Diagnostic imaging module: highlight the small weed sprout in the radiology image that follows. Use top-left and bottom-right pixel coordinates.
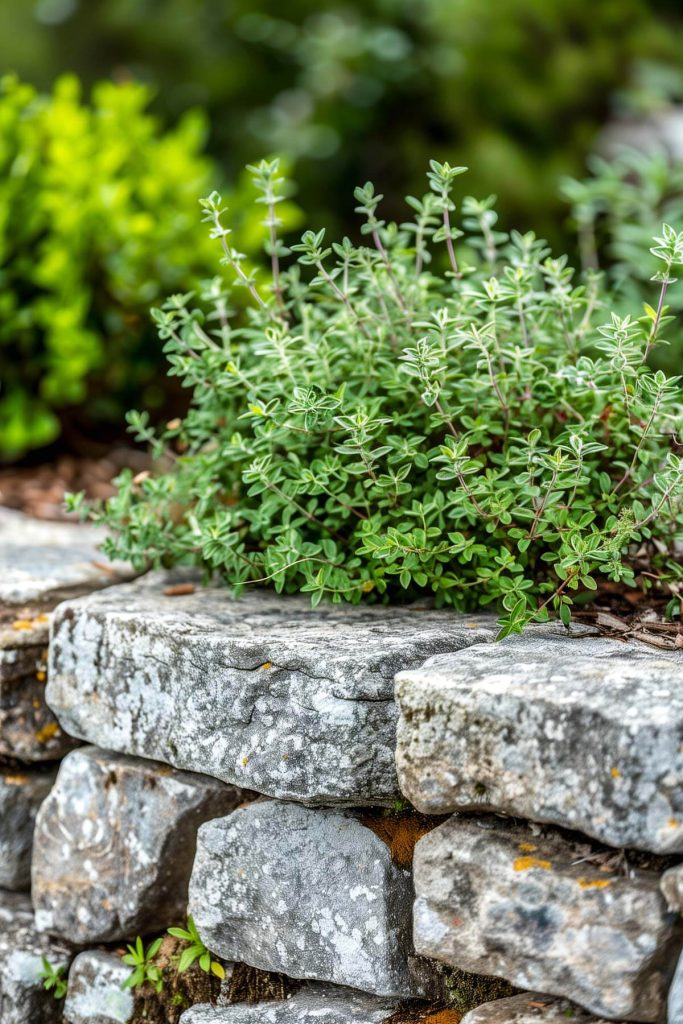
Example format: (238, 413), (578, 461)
(168, 915), (225, 979)
(85, 159), (683, 638)
(38, 957), (67, 999)
(121, 936), (164, 994)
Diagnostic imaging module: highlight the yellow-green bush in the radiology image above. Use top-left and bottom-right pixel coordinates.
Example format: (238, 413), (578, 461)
(0, 74), (218, 457)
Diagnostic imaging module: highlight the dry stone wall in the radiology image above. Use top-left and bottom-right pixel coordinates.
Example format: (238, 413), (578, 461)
(0, 520), (681, 1023)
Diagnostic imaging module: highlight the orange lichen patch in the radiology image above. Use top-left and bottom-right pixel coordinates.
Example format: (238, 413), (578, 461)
(3, 773), (28, 785)
(513, 856), (552, 872)
(35, 722), (59, 744)
(668, 818), (680, 829)
(260, 662), (273, 670)
(518, 842), (538, 853)
(34, 614), (50, 624)
(163, 583), (196, 597)
(36, 670), (46, 683)
(11, 619), (34, 631)
(610, 768), (621, 779)
(32, 699), (41, 710)
(578, 878), (612, 890)
(360, 811), (443, 869)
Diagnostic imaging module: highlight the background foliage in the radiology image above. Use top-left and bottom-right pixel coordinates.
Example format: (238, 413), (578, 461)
(1, 0), (683, 461)
(3, 0), (683, 238)
(0, 74), (300, 458)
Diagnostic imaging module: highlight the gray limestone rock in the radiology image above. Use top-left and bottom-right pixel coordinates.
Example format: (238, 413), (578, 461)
(189, 800), (429, 999)
(669, 950), (683, 1024)
(179, 986), (400, 1023)
(0, 889), (72, 1024)
(0, 508), (129, 607)
(661, 863), (683, 912)
(0, 765), (57, 890)
(32, 746), (243, 943)
(64, 950), (134, 1024)
(395, 630), (683, 852)
(461, 994), (610, 1024)
(413, 815), (681, 1022)
(47, 572), (496, 804)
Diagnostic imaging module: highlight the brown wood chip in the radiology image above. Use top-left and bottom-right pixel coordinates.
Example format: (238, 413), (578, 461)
(163, 583), (196, 597)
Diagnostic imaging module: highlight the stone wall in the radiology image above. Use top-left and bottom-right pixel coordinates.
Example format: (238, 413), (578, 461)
(1, 510), (682, 1023)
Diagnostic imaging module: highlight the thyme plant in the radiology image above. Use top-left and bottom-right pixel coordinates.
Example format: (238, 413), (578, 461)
(81, 159), (683, 637)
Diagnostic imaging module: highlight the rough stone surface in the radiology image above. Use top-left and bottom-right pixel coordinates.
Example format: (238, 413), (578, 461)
(662, 863), (683, 912)
(460, 994), (609, 1024)
(179, 986), (400, 1023)
(0, 508), (129, 606)
(0, 889), (72, 1024)
(0, 765), (57, 890)
(396, 630), (683, 852)
(413, 814), (681, 1022)
(47, 572), (496, 804)
(669, 950), (683, 1024)
(64, 950), (134, 1024)
(32, 746), (243, 943)
(189, 800), (430, 998)
(0, 654), (77, 762)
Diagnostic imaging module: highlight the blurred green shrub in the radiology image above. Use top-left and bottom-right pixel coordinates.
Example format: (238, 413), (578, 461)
(562, 148), (683, 370)
(0, 74), (217, 458)
(5, 0), (682, 237)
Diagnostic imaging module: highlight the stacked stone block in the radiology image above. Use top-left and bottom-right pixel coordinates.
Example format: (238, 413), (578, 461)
(1, 555), (679, 1023)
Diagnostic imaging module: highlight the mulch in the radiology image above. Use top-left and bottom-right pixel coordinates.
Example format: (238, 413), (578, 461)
(0, 448), (148, 522)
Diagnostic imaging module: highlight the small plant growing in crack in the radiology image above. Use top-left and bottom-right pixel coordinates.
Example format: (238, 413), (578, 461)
(168, 915), (225, 978)
(121, 935), (164, 994)
(38, 957), (68, 1000)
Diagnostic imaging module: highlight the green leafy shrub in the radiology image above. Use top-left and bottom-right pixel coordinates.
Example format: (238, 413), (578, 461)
(85, 159), (683, 636)
(0, 73), (218, 457)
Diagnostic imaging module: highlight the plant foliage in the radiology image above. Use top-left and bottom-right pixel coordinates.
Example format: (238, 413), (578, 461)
(167, 915), (225, 978)
(84, 159), (683, 637)
(121, 936), (164, 994)
(562, 148), (683, 371)
(0, 73), (219, 457)
(38, 957), (67, 1000)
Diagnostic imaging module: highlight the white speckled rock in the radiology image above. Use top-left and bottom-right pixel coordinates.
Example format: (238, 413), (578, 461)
(180, 986), (400, 1023)
(395, 630), (683, 852)
(460, 994), (610, 1024)
(0, 890), (72, 1024)
(0, 508), (129, 606)
(661, 863), (683, 911)
(189, 800), (431, 998)
(413, 815), (681, 1022)
(32, 746), (243, 943)
(0, 765), (57, 890)
(668, 950), (683, 1024)
(64, 950), (134, 1024)
(46, 572), (496, 804)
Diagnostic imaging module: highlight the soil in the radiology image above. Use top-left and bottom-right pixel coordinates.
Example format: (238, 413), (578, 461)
(0, 448), (148, 521)
(223, 962), (298, 1003)
(359, 808), (448, 868)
